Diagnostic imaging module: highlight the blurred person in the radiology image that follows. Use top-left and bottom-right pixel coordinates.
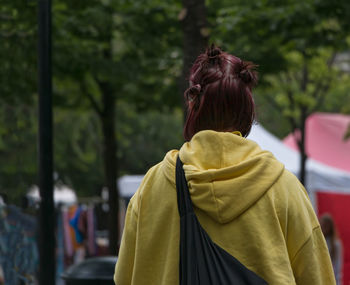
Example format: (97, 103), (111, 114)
(0, 200), (38, 284)
(114, 45), (335, 284)
(320, 213), (343, 284)
(0, 266), (4, 285)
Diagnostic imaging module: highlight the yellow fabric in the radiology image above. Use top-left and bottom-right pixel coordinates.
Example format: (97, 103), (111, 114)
(232, 130), (242, 136)
(114, 130), (335, 285)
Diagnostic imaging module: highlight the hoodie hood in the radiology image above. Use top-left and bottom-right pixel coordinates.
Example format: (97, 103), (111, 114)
(162, 130), (284, 223)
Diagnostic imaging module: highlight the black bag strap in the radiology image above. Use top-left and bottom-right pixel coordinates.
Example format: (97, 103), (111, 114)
(176, 156), (193, 217)
(175, 156), (268, 285)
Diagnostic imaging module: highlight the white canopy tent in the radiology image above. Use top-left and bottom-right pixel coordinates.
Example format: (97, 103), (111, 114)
(27, 184), (78, 206)
(118, 175), (145, 198)
(248, 124), (350, 206)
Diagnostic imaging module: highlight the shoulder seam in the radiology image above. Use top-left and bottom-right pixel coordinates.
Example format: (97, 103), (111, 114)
(291, 225), (321, 264)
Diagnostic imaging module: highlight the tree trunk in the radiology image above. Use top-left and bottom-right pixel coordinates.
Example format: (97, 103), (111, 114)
(299, 110), (307, 186)
(298, 55), (308, 187)
(180, 0), (209, 118)
(100, 81), (119, 255)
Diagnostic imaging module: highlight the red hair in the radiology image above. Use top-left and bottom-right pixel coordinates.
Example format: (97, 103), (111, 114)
(183, 45), (258, 141)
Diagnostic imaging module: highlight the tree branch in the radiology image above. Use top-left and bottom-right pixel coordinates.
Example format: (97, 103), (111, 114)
(284, 72), (297, 111)
(309, 53), (336, 112)
(0, 30), (33, 38)
(262, 92), (283, 113)
(310, 82), (331, 113)
(276, 72), (300, 139)
(80, 83), (103, 116)
(0, 13), (14, 21)
(288, 115), (298, 134)
(301, 52), (309, 92)
(327, 52), (336, 68)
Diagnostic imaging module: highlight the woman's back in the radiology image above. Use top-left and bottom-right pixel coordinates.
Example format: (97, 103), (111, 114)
(114, 130), (335, 284)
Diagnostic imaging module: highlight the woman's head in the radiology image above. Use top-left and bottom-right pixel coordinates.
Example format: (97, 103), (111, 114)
(320, 213), (336, 238)
(183, 45), (258, 141)
(320, 213), (339, 261)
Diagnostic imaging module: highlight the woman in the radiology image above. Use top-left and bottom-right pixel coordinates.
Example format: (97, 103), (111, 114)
(114, 46), (335, 284)
(320, 214), (343, 284)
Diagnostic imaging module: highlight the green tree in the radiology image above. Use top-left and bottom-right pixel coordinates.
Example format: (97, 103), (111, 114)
(211, 0), (350, 185)
(0, 0), (37, 103)
(0, 0), (38, 203)
(261, 49), (350, 183)
(52, 0), (183, 253)
(0, 103), (37, 203)
(116, 102), (184, 175)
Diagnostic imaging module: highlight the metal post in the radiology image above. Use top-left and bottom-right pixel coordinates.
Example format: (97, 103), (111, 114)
(38, 0), (55, 284)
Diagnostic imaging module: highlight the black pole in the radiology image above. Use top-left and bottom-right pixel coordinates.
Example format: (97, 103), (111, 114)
(38, 0), (55, 284)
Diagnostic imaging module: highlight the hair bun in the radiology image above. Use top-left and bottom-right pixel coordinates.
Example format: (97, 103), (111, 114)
(185, 84), (202, 104)
(206, 44), (222, 64)
(238, 61), (258, 86)
(239, 69), (253, 83)
(207, 44), (222, 58)
(188, 84), (201, 95)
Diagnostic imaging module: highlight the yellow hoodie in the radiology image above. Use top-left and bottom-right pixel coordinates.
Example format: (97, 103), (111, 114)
(114, 130), (335, 285)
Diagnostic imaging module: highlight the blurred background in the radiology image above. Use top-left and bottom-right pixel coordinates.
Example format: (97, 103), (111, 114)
(1, 0), (350, 284)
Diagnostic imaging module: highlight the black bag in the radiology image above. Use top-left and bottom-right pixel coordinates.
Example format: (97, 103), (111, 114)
(176, 157), (268, 285)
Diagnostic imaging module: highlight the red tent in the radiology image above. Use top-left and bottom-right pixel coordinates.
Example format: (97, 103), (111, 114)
(284, 113), (350, 172)
(284, 113), (350, 284)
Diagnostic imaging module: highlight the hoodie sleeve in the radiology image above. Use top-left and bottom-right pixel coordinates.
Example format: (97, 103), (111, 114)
(291, 226), (336, 285)
(277, 171), (336, 284)
(114, 197), (138, 285)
